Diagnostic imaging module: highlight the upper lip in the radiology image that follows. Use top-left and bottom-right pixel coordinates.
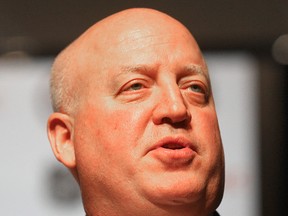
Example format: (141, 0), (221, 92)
(147, 135), (197, 153)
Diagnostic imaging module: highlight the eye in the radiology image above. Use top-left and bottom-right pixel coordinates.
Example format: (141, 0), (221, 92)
(125, 83), (144, 91)
(120, 79), (150, 93)
(180, 78), (210, 105)
(117, 79), (152, 102)
(189, 84), (205, 94)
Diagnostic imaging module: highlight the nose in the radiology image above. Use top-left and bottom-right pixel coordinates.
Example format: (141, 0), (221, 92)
(152, 84), (191, 126)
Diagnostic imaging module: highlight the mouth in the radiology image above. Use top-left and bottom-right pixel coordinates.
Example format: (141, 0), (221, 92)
(147, 136), (197, 165)
(161, 143), (186, 150)
(152, 136), (196, 151)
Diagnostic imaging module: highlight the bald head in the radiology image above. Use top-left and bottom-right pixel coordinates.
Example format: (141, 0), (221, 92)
(50, 8), (203, 114)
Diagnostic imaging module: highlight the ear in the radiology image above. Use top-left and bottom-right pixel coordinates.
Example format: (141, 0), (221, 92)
(47, 113), (76, 169)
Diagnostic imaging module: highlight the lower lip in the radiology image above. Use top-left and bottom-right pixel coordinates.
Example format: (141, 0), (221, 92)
(149, 147), (196, 166)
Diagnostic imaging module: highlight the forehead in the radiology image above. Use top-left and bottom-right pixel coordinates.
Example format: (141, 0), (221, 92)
(76, 14), (207, 85)
(98, 27), (203, 67)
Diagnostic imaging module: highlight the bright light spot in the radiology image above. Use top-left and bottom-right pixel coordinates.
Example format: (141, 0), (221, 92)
(272, 34), (288, 65)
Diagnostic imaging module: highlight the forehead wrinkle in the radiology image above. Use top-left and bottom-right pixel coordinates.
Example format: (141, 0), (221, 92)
(115, 33), (177, 54)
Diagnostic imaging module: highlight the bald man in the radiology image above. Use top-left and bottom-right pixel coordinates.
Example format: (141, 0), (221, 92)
(47, 8), (224, 216)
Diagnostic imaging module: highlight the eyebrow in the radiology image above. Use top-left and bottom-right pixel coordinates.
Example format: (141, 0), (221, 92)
(119, 65), (153, 75)
(182, 64), (210, 81)
(120, 64), (208, 75)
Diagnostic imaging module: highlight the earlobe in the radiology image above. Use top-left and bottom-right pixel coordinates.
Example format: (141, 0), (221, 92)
(47, 113), (76, 169)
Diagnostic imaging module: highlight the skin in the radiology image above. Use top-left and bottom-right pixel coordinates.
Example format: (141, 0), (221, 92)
(47, 8), (225, 216)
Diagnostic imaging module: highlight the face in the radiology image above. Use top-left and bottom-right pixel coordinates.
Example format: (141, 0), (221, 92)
(71, 17), (224, 215)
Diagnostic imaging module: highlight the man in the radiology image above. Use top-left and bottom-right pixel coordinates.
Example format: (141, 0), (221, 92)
(47, 8), (225, 216)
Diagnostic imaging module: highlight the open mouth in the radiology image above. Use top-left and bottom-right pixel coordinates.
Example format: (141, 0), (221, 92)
(148, 137), (196, 164)
(161, 143), (185, 150)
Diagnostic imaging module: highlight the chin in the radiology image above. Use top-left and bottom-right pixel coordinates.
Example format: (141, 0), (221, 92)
(142, 182), (220, 216)
(143, 176), (206, 206)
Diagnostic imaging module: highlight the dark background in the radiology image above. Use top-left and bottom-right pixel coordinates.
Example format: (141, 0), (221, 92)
(1, 1), (287, 215)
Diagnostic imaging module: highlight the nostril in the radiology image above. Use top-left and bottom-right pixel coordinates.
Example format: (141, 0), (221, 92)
(162, 117), (173, 124)
(160, 117), (190, 129)
(173, 119), (190, 129)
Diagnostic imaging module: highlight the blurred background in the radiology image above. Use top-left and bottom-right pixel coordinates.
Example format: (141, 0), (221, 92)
(0, 1), (287, 215)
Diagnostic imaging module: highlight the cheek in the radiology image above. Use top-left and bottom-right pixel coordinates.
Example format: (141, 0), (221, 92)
(104, 105), (149, 141)
(73, 104), (152, 187)
(194, 108), (223, 159)
(74, 104), (149, 158)
(194, 108), (224, 192)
